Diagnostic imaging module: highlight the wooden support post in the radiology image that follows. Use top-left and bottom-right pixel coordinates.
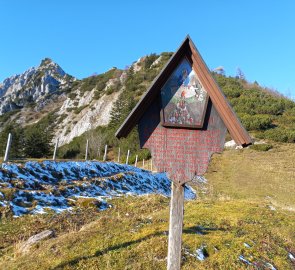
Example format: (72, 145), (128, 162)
(117, 147), (121, 163)
(167, 182), (185, 270)
(134, 155), (138, 167)
(97, 148), (101, 160)
(143, 159), (145, 169)
(125, 149), (130, 165)
(103, 145), (108, 162)
(150, 158), (153, 171)
(53, 138), (59, 161)
(3, 133), (12, 163)
(85, 139), (89, 161)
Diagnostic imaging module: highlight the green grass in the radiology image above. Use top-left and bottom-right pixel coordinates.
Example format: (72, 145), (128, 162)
(205, 143), (295, 208)
(0, 143), (294, 269)
(250, 143), (273, 151)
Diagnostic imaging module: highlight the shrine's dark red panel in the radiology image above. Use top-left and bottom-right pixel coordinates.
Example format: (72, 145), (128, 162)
(138, 95), (227, 184)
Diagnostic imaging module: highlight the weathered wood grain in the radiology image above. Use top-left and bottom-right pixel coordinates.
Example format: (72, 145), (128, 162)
(138, 98), (227, 184)
(167, 183), (184, 270)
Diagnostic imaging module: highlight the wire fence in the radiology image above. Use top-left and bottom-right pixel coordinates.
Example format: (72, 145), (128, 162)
(1, 133), (155, 172)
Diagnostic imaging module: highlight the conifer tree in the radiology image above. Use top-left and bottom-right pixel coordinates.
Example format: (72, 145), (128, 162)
(24, 126), (52, 158)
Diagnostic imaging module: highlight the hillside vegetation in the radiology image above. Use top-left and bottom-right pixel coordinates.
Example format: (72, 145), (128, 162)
(1, 52), (295, 161)
(214, 75), (295, 143)
(50, 62), (295, 161)
(55, 67), (295, 162)
(0, 143), (294, 269)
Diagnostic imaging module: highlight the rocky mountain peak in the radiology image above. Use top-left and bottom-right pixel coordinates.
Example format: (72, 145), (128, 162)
(39, 58), (66, 76)
(40, 57), (53, 66)
(0, 58), (75, 115)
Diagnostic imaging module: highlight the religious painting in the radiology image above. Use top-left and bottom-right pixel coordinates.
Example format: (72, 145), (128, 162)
(160, 57), (208, 128)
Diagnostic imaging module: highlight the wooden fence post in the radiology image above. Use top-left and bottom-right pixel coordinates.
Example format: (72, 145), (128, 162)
(125, 149), (130, 165)
(103, 145), (108, 162)
(117, 147), (121, 163)
(3, 133), (12, 163)
(53, 138), (59, 161)
(85, 139), (89, 161)
(150, 158), (153, 171)
(134, 155), (138, 167)
(143, 159), (145, 169)
(167, 182), (185, 270)
(96, 148), (100, 160)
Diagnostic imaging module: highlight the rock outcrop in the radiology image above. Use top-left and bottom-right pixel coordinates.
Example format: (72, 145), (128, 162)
(0, 58), (75, 115)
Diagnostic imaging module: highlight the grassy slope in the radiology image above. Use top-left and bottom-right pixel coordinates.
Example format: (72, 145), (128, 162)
(0, 144), (294, 270)
(206, 143), (295, 208)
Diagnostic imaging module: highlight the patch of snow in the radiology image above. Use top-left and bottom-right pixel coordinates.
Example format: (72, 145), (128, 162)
(183, 246), (208, 261)
(31, 205), (48, 215)
(268, 205), (276, 211)
(244, 242), (251, 248)
(239, 255), (252, 265)
(254, 140), (267, 145)
(224, 140), (244, 149)
(0, 161), (196, 216)
(264, 262), (277, 270)
(224, 140), (237, 148)
(196, 245), (208, 261)
(194, 176), (207, 184)
(10, 202), (28, 217)
(0, 201), (6, 207)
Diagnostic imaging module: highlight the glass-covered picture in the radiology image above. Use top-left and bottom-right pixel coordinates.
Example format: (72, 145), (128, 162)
(160, 57), (208, 128)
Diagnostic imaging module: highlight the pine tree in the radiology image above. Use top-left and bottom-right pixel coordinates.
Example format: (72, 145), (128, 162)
(23, 113), (55, 158)
(24, 126), (52, 158)
(236, 68), (246, 80)
(109, 92), (136, 129)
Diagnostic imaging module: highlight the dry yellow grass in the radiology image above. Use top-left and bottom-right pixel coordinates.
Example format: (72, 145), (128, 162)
(0, 143), (294, 269)
(205, 143), (295, 208)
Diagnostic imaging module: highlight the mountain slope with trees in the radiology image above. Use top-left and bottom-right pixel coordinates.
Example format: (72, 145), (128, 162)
(57, 56), (295, 161)
(0, 53), (294, 159)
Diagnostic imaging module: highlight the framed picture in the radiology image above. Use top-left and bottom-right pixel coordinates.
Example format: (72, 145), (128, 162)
(160, 57), (209, 128)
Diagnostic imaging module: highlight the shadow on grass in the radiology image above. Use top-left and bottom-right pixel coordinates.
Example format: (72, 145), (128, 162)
(52, 231), (164, 269)
(183, 226), (227, 235)
(52, 226), (225, 269)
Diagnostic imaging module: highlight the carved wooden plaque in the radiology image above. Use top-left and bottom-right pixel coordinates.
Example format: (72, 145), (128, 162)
(139, 96), (227, 185)
(116, 36), (251, 185)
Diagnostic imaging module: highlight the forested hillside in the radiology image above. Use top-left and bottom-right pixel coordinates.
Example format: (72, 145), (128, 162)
(0, 52), (294, 160)
(56, 56), (295, 161)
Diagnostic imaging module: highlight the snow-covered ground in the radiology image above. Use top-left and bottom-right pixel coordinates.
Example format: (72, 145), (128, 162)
(0, 161), (196, 216)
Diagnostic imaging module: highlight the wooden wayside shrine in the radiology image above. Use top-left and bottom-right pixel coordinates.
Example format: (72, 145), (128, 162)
(116, 35), (252, 270)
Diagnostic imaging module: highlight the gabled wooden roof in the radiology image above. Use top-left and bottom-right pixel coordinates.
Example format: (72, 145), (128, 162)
(116, 35), (252, 146)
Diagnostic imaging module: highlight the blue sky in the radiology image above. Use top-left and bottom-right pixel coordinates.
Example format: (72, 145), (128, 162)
(1, 0), (295, 98)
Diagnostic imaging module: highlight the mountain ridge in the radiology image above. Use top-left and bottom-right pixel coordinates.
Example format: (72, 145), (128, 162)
(0, 54), (169, 149)
(0, 57), (76, 116)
